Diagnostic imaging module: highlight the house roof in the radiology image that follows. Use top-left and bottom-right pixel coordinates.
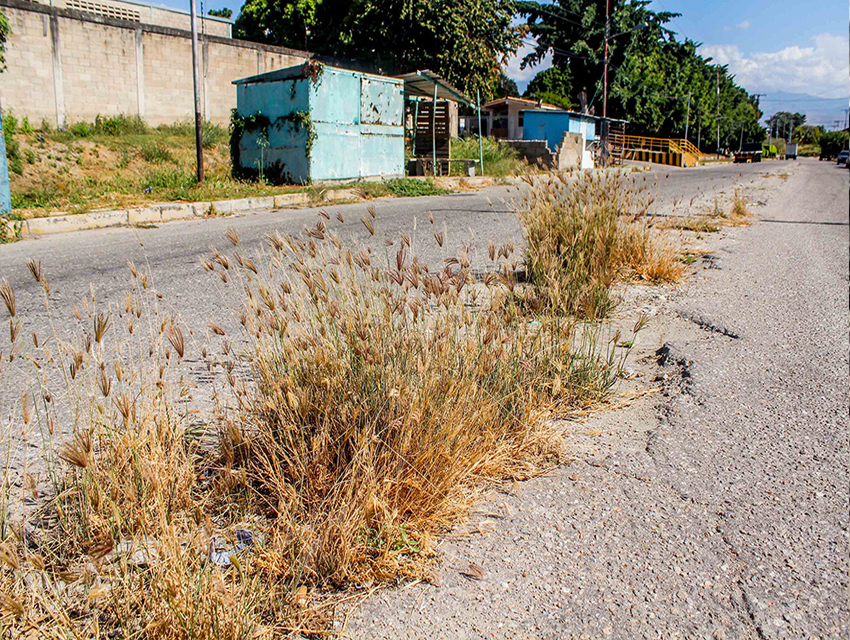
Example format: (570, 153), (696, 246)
(516, 109), (629, 124)
(233, 63), (402, 86)
(394, 70), (473, 106)
(482, 96), (560, 111)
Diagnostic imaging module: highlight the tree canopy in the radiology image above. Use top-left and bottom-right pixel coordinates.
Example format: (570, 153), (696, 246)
(234, 0), (520, 96)
(208, 7), (234, 18)
(491, 72), (519, 100)
(517, 0), (764, 148)
(765, 111), (805, 137)
(523, 66), (573, 109)
(0, 12), (9, 72)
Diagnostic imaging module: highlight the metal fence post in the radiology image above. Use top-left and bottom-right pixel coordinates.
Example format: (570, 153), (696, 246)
(476, 88), (484, 176)
(432, 83), (437, 176)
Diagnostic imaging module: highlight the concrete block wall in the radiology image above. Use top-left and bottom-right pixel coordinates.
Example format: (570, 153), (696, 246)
(0, 0), (310, 126)
(503, 140), (555, 168)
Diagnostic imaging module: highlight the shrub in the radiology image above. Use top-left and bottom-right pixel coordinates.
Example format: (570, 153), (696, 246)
(3, 118), (22, 175)
(385, 177), (449, 197)
(20, 116), (33, 135)
(2, 110), (17, 136)
(68, 121), (92, 137)
(93, 113), (147, 136)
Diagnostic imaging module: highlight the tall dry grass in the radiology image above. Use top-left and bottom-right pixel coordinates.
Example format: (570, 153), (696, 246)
(0, 172), (661, 637)
(517, 172), (682, 317)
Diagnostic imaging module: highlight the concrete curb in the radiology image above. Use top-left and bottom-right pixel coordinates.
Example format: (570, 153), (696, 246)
(16, 190), (346, 239)
(9, 170), (634, 240)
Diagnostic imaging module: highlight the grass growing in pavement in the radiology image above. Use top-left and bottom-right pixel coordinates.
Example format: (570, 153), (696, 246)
(517, 173), (683, 318)
(0, 175), (666, 637)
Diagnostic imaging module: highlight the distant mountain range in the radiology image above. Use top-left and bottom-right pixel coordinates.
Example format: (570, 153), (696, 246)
(755, 91), (848, 130)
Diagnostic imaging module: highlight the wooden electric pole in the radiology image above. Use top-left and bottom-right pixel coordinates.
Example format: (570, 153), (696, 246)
(190, 0), (204, 182)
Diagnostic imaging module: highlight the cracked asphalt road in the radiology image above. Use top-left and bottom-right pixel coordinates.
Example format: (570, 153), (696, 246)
(346, 160), (849, 639)
(1, 160), (845, 638)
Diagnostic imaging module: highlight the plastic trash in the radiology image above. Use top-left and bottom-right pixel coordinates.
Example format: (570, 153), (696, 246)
(208, 529), (254, 566)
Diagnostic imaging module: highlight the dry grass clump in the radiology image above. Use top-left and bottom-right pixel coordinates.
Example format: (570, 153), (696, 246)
(212, 218), (623, 590)
(657, 215), (721, 234)
(726, 188), (752, 225)
(0, 191), (642, 636)
(517, 172), (682, 317)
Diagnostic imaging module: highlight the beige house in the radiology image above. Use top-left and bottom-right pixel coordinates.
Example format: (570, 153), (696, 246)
(474, 96), (560, 140)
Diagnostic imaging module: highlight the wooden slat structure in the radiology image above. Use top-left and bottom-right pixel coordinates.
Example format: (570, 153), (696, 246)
(396, 70), (478, 176)
(413, 100), (451, 159)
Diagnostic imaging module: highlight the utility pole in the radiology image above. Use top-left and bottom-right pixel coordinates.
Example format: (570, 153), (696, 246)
(739, 122), (744, 152)
(190, 0), (204, 182)
(684, 91), (691, 144)
(603, 0), (610, 118)
(715, 67), (720, 154)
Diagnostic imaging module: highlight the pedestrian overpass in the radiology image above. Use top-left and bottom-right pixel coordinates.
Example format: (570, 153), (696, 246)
(611, 133), (704, 168)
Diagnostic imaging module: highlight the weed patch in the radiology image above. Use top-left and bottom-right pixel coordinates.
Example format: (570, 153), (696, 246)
(0, 190), (645, 634)
(451, 136), (523, 177)
(517, 173), (682, 318)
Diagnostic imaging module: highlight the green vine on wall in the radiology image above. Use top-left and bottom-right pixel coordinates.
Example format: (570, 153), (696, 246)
(230, 109), (317, 183)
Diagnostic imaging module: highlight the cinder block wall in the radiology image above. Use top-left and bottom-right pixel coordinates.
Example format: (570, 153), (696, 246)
(0, 0), (310, 126)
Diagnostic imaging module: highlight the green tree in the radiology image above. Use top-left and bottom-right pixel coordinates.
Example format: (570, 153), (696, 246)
(523, 66), (573, 109)
(234, 0), (520, 96)
(517, 1), (763, 148)
(792, 124), (823, 144)
(819, 131), (849, 157)
(765, 111), (805, 137)
(0, 12), (10, 71)
(208, 7), (234, 18)
(490, 71), (519, 100)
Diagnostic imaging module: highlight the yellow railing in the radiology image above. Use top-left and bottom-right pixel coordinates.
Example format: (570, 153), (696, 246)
(612, 133), (705, 167)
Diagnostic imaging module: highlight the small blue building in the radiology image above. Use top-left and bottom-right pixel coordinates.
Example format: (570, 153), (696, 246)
(521, 110), (599, 152)
(232, 63), (405, 184)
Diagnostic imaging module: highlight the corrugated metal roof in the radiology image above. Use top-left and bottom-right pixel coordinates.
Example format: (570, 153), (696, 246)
(394, 70), (473, 105)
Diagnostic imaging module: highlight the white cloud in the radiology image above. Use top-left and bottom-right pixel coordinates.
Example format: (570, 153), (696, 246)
(723, 20), (750, 31)
(702, 33), (849, 98)
(503, 43), (553, 93)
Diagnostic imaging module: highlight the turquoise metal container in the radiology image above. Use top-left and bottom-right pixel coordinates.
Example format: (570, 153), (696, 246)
(0, 110), (12, 214)
(521, 110), (598, 151)
(233, 64), (405, 183)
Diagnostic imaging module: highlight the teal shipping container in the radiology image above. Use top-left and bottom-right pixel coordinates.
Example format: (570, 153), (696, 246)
(232, 63), (405, 184)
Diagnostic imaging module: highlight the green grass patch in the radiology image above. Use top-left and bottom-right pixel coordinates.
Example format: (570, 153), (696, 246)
(450, 136), (523, 177)
(358, 178), (449, 198)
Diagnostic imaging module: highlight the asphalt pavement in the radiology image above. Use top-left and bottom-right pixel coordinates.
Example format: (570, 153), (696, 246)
(346, 158), (849, 638)
(2, 159), (845, 637)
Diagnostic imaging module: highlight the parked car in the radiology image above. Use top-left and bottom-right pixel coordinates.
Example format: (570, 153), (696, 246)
(836, 150), (849, 166)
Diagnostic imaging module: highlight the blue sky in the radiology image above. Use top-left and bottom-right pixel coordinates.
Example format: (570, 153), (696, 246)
(160, 0), (848, 117)
(507, 0), (848, 98)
